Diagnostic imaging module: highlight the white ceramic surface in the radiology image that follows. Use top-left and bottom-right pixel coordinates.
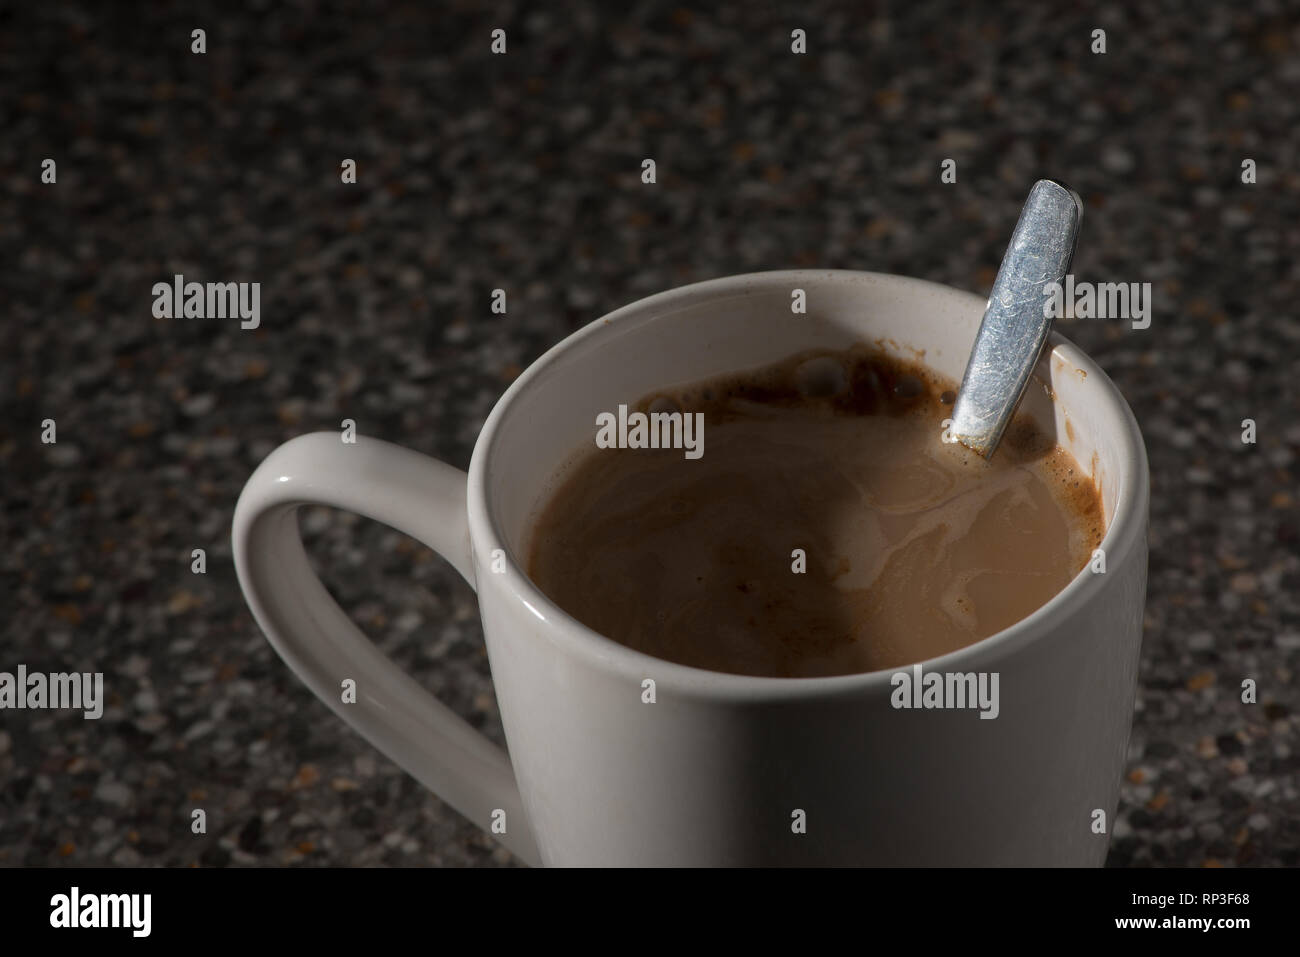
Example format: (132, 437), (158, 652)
(232, 270), (1149, 866)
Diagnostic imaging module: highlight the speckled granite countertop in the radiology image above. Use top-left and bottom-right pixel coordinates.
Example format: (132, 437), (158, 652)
(2, 1), (1297, 866)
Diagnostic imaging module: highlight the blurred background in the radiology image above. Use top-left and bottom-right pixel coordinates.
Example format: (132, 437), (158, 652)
(2, 0), (1297, 866)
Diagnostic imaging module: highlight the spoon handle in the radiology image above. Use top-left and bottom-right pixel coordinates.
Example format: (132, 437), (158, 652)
(949, 179), (1083, 458)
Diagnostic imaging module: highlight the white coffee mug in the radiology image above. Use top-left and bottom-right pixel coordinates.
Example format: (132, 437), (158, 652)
(232, 270), (1149, 866)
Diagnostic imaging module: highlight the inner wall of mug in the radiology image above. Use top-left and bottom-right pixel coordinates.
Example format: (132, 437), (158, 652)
(482, 270), (1126, 570)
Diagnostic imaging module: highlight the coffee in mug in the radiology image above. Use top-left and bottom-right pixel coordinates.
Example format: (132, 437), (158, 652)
(528, 345), (1103, 677)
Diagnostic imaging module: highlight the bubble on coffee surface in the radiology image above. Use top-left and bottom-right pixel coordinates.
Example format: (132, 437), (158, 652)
(647, 395), (681, 415)
(794, 356), (848, 397)
(891, 374), (925, 399)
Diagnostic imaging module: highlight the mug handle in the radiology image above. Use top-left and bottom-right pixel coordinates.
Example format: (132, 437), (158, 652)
(232, 431), (541, 866)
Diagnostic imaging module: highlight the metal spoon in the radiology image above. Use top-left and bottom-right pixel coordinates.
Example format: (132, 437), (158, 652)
(948, 179), (1083, 458)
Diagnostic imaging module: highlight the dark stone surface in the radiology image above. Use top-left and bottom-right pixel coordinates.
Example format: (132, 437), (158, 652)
(1, 1), (1296, 866)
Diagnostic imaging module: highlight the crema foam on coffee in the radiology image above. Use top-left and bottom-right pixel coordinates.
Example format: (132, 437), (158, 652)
(527, 345), (1104, 678)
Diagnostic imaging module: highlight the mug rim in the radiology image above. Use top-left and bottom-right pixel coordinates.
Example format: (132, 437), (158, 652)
(467, 269), (1150, 701)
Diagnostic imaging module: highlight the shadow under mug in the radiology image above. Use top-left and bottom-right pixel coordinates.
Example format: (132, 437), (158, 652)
(232, 270), (1149, 866)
